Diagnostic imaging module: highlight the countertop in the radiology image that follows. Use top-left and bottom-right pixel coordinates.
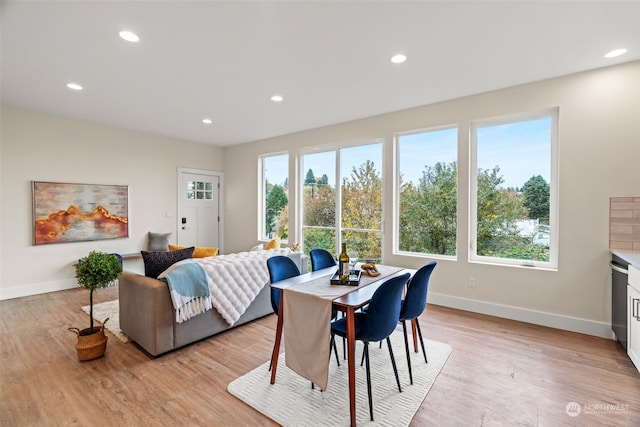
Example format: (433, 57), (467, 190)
(611, 250), (640, 268)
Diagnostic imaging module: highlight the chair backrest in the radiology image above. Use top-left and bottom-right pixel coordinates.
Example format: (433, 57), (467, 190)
(357, 273), (411, 342)
(267, 256), (301, 314)
(309, 248), (337, 271)
(400, 261), (436, 321)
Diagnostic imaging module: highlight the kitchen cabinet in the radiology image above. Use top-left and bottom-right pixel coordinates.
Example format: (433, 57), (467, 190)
(629, 264), (640, 372)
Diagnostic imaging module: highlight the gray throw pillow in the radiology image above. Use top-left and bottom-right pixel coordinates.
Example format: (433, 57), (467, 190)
(148, 232), (171, 251)
(141, 247), (195, 278)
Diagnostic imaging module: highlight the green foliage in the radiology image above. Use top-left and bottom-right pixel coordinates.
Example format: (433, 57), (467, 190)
(275, 205), (289, 240)
(265, 184), (288, 236)
(74, 251), (122, 333)
(341, 160), (383, 261)
(476, 166), (528, 256)
(303, 229), (335, 256)
(399, 161), (457, 255)
(75, 251), (122, 290)
(302, 161), (383, 261)
(481, 238), (549, 261)
(522, 175), (550, 222)
(304, 169), (316, 185)
(303, 184), (335, 227)
(302, 157), (549, 264)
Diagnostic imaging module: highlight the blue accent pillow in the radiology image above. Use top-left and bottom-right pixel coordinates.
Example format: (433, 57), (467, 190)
(141, 247), (194, 278)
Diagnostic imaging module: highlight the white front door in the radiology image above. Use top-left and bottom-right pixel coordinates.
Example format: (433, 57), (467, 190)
(177, 169), (221, 248)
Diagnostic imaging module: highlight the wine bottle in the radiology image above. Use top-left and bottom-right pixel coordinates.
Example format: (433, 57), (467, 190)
(338, 243), (350, 283)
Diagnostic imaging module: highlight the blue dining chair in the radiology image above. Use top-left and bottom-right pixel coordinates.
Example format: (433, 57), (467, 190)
(399, 261), (436, 385)
(267, 256), (300, 372)
(309, 248), (337, 271)
(267, 255), (301, 315)
(266, 255), (340, 376)
(331, 272), (411, 421)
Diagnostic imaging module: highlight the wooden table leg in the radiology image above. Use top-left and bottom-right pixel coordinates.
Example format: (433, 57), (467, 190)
(411, 319), (418, 352)
(347, 306), (356, 427)
(270, 292), (285, 385)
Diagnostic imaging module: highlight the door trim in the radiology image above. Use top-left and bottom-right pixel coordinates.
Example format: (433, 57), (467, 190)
(177, 167), (224, 254)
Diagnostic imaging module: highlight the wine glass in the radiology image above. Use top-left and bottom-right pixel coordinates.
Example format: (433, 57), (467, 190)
(348, 251), (358, 272)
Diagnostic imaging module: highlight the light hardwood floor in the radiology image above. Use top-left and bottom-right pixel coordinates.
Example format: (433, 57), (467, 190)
(1, 285), (639, 426)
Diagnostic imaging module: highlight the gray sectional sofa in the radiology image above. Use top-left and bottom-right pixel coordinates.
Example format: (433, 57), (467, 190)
(119, 251), (305, 356)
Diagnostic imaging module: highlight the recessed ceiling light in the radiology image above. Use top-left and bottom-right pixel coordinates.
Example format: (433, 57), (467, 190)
(390, 54), (407, 64)
(604, 48), (627, 58)
(270, 95), (284, 102)
(119, 30), (139, 43)
(66, 82), (83, 91)
(202, 118), (212, 125)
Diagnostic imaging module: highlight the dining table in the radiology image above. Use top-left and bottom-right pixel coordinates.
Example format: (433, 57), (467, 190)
(269, 263), (414, 427)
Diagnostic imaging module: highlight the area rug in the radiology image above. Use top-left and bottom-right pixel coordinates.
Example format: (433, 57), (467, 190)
(81, 300), (130, 343)
(228, 337), (451, 426)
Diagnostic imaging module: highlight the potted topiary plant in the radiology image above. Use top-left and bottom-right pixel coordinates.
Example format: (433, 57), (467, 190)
(69, 251), (122, 361)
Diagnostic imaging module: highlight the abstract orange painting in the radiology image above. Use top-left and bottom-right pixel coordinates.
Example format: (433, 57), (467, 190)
(32, 181), (129, 245)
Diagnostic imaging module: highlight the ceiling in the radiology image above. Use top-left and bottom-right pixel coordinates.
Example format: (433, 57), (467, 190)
(2, 1), (639, 147)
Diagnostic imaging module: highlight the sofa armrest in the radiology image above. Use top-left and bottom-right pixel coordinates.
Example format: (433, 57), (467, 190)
(118, 271), (175, 356)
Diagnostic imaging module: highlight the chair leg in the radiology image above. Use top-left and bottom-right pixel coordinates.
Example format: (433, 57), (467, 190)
(330, 334), (340, 367)
(268, 341), (276, 371)
(402, 320), (413, 385)
(415, 320), (428, 364)
(363, 342), (374, 421)
(386, 337), (402, 393)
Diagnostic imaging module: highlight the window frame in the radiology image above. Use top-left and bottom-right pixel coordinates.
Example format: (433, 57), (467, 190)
(469, 108), (559, 270)
(258, 151), (289, 243)
(298, 139), (384, 258)
(393, 124), (460, 260)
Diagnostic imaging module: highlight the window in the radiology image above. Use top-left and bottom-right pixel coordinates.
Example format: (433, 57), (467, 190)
(470, 109), (558, 268)
(187, 180), (213, 200)
(260, 153), (289, 241)
(396, 127), (458, 257)
(301, 142), (383, 262)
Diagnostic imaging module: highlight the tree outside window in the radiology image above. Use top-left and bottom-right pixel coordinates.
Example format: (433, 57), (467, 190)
(397, 127), (458, 256)
(261, 154), (288, 241)
(471, 110), (557, 267)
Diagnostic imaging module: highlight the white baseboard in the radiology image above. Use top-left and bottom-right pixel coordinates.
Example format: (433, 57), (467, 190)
(427, 292), (615, 340)
(0, 278), (78, 300)
(1, 280), (616, 340)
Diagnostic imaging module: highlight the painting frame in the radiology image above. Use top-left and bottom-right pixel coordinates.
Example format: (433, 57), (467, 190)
(32, 181), (129, 245)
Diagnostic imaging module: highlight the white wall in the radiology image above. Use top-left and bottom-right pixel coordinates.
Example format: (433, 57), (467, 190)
(0, 107), (224, 299)
(224, 61), (640, 337)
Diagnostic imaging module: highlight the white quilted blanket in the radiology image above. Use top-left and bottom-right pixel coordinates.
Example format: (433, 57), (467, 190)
(159, 248), (291, 325)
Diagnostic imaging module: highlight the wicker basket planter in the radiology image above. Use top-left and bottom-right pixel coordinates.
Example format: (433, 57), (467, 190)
(71, 251), (121, 362)
(69, 318), (109, 361)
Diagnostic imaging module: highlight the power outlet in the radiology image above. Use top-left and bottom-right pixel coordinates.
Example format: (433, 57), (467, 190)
(468, 277), (476, 289)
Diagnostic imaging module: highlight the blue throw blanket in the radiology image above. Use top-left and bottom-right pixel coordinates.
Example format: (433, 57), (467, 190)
(163, 263), (212, 323)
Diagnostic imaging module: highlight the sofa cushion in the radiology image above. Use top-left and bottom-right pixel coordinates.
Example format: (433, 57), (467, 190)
(148, 231), (171, 251)
(169, 244), (218, 258)
(141, 247), (194, 278)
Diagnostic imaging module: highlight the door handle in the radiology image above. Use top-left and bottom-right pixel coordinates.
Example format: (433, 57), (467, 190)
(634, 298), (640, 320)
(610, 262), (628, 274)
